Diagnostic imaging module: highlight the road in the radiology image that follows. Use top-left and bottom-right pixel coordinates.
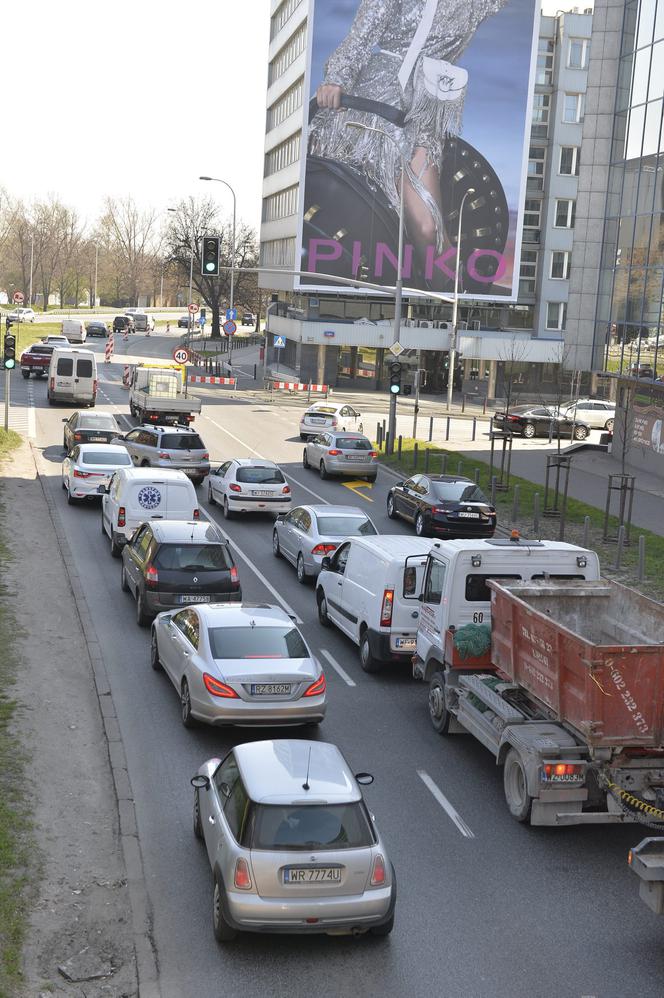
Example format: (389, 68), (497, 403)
(23, 332), (664, 998)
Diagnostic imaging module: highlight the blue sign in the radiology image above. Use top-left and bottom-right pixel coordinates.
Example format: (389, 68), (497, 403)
(137, 486), (162, 510)
(223, 319), (237, 336)
(198, 314), (206, 327)
(225, 308), (237, 321)
(273, 335), (286, 349)
(323, 330), (335, 338)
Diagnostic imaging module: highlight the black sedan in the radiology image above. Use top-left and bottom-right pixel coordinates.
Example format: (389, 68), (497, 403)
(387, 474), (497, 538)
(177, 315), (190, 329)
(492, 405), (589, 440)
(63, 411), (121, 452)
(86, 320), (109, 337)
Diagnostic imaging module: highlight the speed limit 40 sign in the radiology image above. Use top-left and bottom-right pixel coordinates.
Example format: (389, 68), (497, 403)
(172, 346), (190, 364)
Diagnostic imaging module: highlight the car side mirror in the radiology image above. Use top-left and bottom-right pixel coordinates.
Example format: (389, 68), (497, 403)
(190, 775), (210, 790)
(355, 772), (374, 786)
(417, 593), (424, 602)
(97, 484), (109, 495)
(276, 513), (286, 521)
(62, 418), (68, 423)
(395, 481), (404, 487)
(321, 556), (331, 571)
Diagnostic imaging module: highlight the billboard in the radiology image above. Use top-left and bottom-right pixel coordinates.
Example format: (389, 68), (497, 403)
(297, 0), (539, 300)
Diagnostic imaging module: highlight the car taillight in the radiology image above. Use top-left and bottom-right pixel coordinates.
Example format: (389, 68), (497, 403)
(331, 418), (338, 426)
(507, 415), (520, 422)
(158, 451), (171, 459)
(118, 506), (126, 527)
(230, 565), (240, 588)
(328, 449), (342, 456)
(50, 377), (54, 391)
(145, 565), (159, 588)
(312, 543), (337, 555)
(282, 485), (290, 494)
(193, 508), (200, 520)
(541, 762), (585, 783)
(203, 673), (239, 698)
(73, 469), (91, 478)
(368, 451), (377, 458)
(74, 432), (82, 441)
(380, 589), (394, 627)
(234, 857), (252, 890)
(303, 673), (326, 697)
(229, 483), (242, 492)
(370, 854), (386, 887)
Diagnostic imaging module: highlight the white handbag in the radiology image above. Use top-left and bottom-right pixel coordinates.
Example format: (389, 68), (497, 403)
(421, 57), (468, 102)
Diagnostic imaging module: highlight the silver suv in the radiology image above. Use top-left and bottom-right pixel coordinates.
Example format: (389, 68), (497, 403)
(115, 425), (210, 486)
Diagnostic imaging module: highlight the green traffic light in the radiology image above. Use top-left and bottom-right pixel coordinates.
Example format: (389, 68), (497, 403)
(5, 359), (15, 369)
(390, 384), (400, 394)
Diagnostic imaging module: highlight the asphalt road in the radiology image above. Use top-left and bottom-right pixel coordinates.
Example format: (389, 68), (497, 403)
(26, 336), (664, 998)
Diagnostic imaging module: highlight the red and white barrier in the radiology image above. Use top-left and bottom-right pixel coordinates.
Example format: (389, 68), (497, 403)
(122, 364), (131, 388)
(104, 334), (114, 363)
(272, 381), (328, 392)
(189, 375), (236, 386)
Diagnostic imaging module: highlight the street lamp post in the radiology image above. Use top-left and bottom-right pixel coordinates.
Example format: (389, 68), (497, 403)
(447, 187), (476, 412)
(346, 122), (404, 454)
(200, 176), (237, 362)
(93, 243), (98, 310)
(28, 231), (34, 306)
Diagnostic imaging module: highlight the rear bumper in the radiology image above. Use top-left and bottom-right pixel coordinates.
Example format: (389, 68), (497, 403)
(430, 519), (495, 537)
(145, 590), (242, 613)
(367, 628), (416, 662)
(228, 496), (292, 514)
(326, 460), (377, 476)
(224, 882), (395, 933)
(192, 691), (326, 727)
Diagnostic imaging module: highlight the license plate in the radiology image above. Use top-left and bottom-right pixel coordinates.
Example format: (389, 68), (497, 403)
(252, 490), (271, 496)
(309, 418), (324, 424)
(178, 594), (211, 604)
(89, 436), (106, 442)
(251, 683), (291, 695)
(347, 455), (368, 461)
(457, 512), (480, 518)
(284, 867), (341, 884)
(395, 637), (416, 650)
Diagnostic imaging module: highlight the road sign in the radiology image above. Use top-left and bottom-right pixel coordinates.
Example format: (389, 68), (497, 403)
(12, 291), (24, 305)
(172, 346), (190, 364)
(226, 308), (237, 321)
(273, 335), (286, 349)
(223, 320), (237, 336)
(188, 302), (200, 314)
(389, 342), (404, 357)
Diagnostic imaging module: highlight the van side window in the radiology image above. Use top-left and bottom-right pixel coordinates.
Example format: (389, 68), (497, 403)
(423, 559), (446, 604)
(57, 357), (73, 376)
(465, 574), (522, 602)
(332, 543), (350, 574)
(76, 358), (93, 378)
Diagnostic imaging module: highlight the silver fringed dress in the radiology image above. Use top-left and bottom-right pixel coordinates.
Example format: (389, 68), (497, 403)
(309, 0), (506, 252)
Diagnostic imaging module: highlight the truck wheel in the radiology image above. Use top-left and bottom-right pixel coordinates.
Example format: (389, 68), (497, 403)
(359, 630), (380, 673)
(21, 371), (30, 379)
(428, 671), (452, 734)
(503, 748), (533, 823)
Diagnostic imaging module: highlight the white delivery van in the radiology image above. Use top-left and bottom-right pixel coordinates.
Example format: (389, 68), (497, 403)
(48, 348), (98, 406)
(315, 535), (436, 672)
(62, 318), (87, 343)
(100, 467), (200, 557)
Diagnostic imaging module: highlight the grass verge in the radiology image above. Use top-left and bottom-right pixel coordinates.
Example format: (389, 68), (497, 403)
(378, 436), (664, 601)
(0, 428), (31, 993)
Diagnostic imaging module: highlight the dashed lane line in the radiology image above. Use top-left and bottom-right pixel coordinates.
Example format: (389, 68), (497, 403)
(320, 650), (356, 688)
(417, 769), (475, 839)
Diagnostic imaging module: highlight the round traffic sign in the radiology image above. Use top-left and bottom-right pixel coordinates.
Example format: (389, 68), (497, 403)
(172, 346), (190, 364)
(223, 319), (237, 336)
(13, 291), (24, 304)
(188, 302), (200, 314)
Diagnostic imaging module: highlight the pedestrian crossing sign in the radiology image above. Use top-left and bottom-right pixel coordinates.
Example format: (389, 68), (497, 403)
(273, 335), (286, 349)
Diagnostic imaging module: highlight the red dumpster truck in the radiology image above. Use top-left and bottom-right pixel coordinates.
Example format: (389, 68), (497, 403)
(413, 536), (664, 827)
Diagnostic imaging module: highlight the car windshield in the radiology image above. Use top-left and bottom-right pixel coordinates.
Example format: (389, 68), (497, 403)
(29, 345), (52, 354)
(208, 626), (307, 659)
(78, 414), (117, 429)
(236, 466), (284, 484)
(154, 543), (232, 571)
(159, 434), (205, 450)
(81, 451), (131, 466)
(432, 482), (489, 503)
(335, 437), (371, 450)
(251, 802), (374, 851)
(315, 515), (376, 536)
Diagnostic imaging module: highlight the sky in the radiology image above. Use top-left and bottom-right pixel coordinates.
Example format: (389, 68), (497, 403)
(4, 0), (271, 233)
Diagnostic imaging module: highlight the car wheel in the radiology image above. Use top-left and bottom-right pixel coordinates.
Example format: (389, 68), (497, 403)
(296, 553), (308, 585)
(120, 564), (130, 592)
(213, 873), (237, 943)
(193, 789), (204, 841)
(180, 678), (197, 729)
(415, 512), (429, 537)
(371, 913), (395, 937)
(523, 423), (536, 439)
(101, 513), (107, 536)
(359, 630), (380, 673)
(208, 482), (215, 505)
(140, 460), (150, 468)
(21, 371), (30, 379)
(63, 437), (68, 451)
(605, 418), (614, 432)
(317, 590), (331, 628)
(223, 496), (234, 520)
(272, 530), (281, 558)
(150, 628), (162, 672)
(319, 461), (329, 480)
(136, 590), (151, 627)
(66, 483), (77, 505)
(366, 474), (377, 483)
(428, 671), (452, 734)
(299, 434), (307, 441)
(303, 448), (310, 469)
(503, 747), (533, 823)
(574, 424), (588, 441)
(386, 494), (397, 519)
(110, 531), (122, 558)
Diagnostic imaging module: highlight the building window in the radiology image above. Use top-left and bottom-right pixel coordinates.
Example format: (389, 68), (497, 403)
(260, 237), (296, 268)
(559, 146), (580, 175)
(519, 250), (538, 295)
(527, 146), (546, 192)
(267, 77), (304, 131)
(550, 251), (571, 280)
(555, 199), (576, 228)
(523, 199), (542, 242)
(562, 92), (585, 123)
(531, 93), (550, 138)
(262, 185), (299, 223)
(567, 38), (590, 69)
(264, 131), (301, 176)
(270, 0), (303, 40)
(268, 22), (307, 85)
(536, 37), (554, 85)
(546, 302), (567, 330)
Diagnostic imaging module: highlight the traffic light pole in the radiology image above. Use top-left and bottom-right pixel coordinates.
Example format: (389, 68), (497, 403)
(4, 367), (9, 433)
(387, 161), (406, 455)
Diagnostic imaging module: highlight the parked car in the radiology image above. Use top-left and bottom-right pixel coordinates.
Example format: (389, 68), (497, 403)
(151, 604), (326, 728)
(299, 403), (363, 440)
(62, 443), (132, 504)
(303, 431), (378, 481)
(121, 520), (241, 626)
(387, 474), (497, 538)
(63, 411), (120, 452)
(207, 459), (291, 519)
(177, 315), (190, 329)
(561, 398), (615, 431)
(48, 348), (98, 407)
(7, 307), (36, 323)
(273, 504), (378, 583)
(114, 425), (210, 487)
(492, 405), (590, 440)
(113, 315), (135, 335)
(241, 312), (256, 327)
(629, 362), (655, 378)
(86, 320), (109, 338)
(20, 342), (54, 378)
(100, 467), (200, 557)
(190, 739), (394, 942)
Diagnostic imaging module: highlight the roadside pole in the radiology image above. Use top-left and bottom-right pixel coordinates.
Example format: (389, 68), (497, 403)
(4, 365), (9, 432)
(412, 369), (421, 439)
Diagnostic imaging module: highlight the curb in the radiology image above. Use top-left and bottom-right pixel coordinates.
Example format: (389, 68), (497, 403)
(30, 443), (161, 998)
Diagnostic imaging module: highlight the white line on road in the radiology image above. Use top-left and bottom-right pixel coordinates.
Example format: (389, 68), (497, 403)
(321, 650), (356, 688)
(27, 381), (35, 439)
(417, 770), (475, 839)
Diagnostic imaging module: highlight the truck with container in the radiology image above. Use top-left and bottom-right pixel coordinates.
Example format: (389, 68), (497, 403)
(128, 364), (201, 426)
(412, 535), (664, 828)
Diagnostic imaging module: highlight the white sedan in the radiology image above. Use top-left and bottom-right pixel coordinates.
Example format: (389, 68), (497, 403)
(62, 443), (132, 504)
(561, 398), (615, 431)
(207, 458), (291, 519)
(8, 307), (36, 322)
(299, 403), (363, 440)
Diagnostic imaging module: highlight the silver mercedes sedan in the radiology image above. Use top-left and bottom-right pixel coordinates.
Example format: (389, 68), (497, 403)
(150, 604), (326, 728)
(273, 504), (378, 583)
(303, 432), (378, 481)
(191, 739), (396, 941)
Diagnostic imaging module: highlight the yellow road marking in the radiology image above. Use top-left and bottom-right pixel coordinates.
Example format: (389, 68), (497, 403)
(341, 479), (374, 503)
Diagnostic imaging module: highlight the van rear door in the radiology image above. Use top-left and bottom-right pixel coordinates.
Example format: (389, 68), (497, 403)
(128, 479), (168, 528)
(388, 552), (431, 653)
(53, 353), (75, 393)
(163, 481), (197, 519)
(75, 354), (96, 401)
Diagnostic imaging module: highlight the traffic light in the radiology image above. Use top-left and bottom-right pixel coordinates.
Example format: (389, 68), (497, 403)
(389, 362), (402, 395)
(202, 236), (220, 277)
(3, 330), (16, 370)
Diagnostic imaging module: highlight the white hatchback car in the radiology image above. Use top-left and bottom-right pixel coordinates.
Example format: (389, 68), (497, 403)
(561, 398), (615, 431)
(207, 459), (291, 519)
(62, 444), (132, 504)
(299, 403), (363, 440)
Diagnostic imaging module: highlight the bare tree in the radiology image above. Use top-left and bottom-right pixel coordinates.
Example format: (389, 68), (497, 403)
(100, 197), (158, 306)
(496, 336), (530, 415)
(32, 197), (79, 310)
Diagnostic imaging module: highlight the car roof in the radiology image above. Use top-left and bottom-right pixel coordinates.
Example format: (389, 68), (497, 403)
(198, 602), (292, 628)
(429, 538), (591, 556)
(233, 458), (278, 467)
(117, 467), (192, 481)
(146, 520), (225, 543)
(329, 431), (368, 439)
(77, 443), (129, 454)
(297, 504), (369, 517)
(425, 475), (474, 485)
(140, 425), (200, 435)
(76, 412), (117, 423)
(233, 740), (361, 805)
(345, 535), (435, 557)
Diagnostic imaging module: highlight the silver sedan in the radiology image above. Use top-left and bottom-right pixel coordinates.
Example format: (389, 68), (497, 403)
(303, 432), (378, 481)
(273, 504), (378, 583)
(150, 603), (326, 728)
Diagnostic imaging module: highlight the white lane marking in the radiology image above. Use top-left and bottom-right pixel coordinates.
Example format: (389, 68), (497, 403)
(198, 504), (303, 624)
(417, 770), (475, 839)
(27, 381), (35, 439)
(321, 650), (356, 688)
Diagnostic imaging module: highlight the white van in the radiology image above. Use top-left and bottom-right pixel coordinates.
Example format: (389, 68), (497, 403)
(315, 535), (436, 672)
(48, 348), (98, 406)
(100, 467), (200, 557)
(62, 318), (87, 343)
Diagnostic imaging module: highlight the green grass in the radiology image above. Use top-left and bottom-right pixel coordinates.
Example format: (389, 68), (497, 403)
(378, 436), (664, 601)
(0, 429), (31, 993)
